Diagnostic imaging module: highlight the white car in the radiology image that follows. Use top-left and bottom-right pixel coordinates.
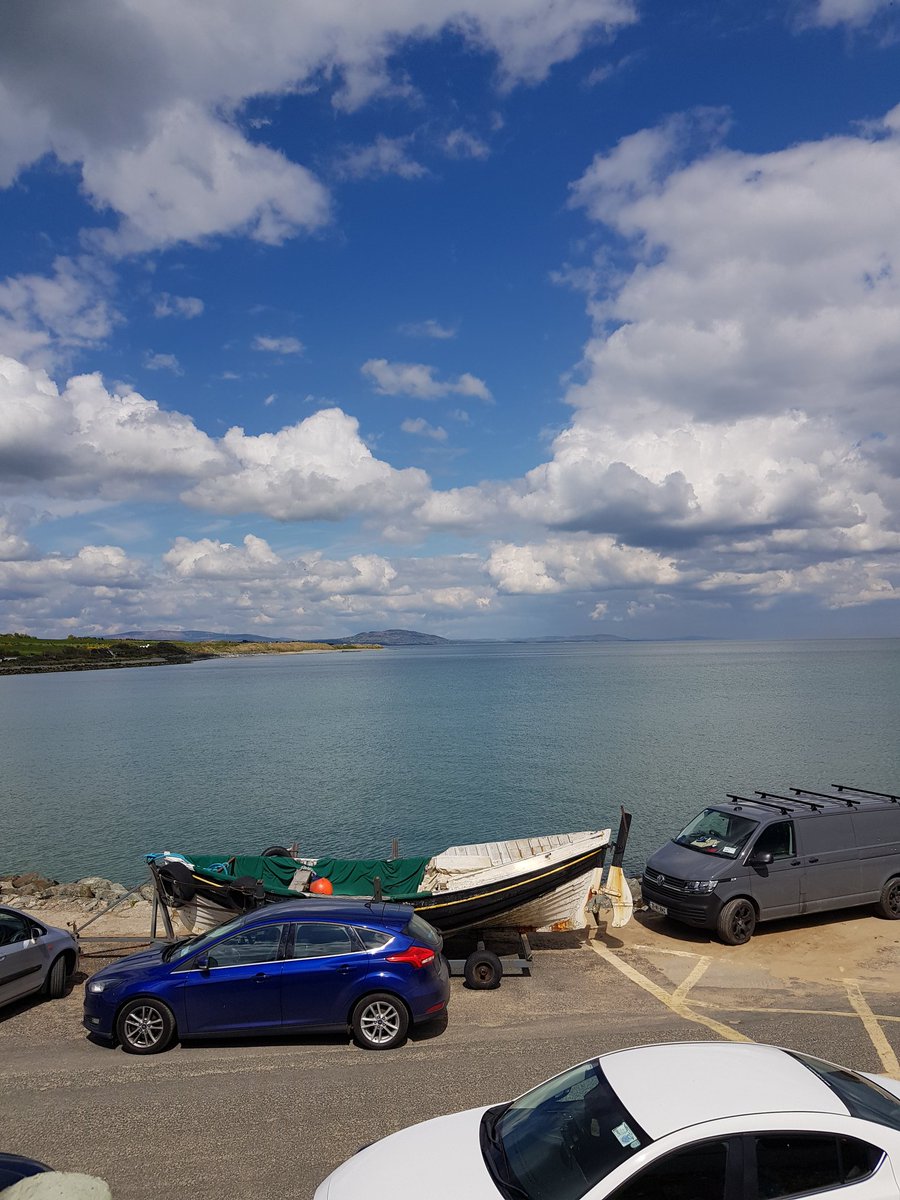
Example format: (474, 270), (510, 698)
(0, 905), (78, 1008)
(315, 1042), (900, 1200)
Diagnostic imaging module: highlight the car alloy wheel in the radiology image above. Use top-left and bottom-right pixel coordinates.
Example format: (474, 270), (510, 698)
(116, 998), (177, 1054)
(351, 992), (409, 1050)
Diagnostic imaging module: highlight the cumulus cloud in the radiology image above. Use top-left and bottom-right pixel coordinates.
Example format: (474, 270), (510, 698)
(443, 129), (490, 159)
(0, 1), (635, 252)
(401, 417), (448, 441)
(446, 105), (900, 614)
(334, 135), (427, 181)
(153, 293), (204, 319)
(253, 335), (304, 355)
(0, 355), (432, 525)
(184, 408), (431, 521)
(486, 535), (679, 594)
(398, 319), (457, 339)
(0, 257), (120, 368)
(144, 352), (182, 374)
(362, 358), (491, 401)
(806, 0), (895, 25)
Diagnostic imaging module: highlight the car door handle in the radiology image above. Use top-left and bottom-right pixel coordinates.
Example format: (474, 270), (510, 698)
(808, 857), (819, 864)
(791, 859), (801, 866)
(335, 965), (351, 974)
(253, 972), (269, 981)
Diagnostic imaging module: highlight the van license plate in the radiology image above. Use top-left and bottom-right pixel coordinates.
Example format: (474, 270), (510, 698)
(649, 902), (667, 915)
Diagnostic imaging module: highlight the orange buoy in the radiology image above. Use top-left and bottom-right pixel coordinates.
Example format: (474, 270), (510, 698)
(310, 876), (333, 895)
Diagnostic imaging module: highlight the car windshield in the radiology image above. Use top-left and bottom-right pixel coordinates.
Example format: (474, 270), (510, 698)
(790, 1052), (900, 1132)
(164, 913), (248, 962)
(481, 1061), (650, 1200)
(674, 808), (759, 858)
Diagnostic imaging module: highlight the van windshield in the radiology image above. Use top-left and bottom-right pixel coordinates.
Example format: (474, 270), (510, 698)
(674, 809), (759, 859)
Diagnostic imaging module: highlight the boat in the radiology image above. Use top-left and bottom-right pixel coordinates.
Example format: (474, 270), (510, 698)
(146, 811), (633, 937)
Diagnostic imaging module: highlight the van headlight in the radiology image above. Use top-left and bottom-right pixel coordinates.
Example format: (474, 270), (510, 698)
(684, 880), (718, 894)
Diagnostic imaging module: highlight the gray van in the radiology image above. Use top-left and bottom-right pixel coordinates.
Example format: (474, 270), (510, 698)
(642, 784), (900, 944)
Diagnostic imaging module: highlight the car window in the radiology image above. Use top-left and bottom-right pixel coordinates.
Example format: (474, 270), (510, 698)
(752, 822), (795, 860)
(752, 1134), (881, 1198)
(0, 912), (31, 947)
(608, 1139), (730, 1200)
(403, 913), (442, 949)
(289, 923), (355, 959)
(674, 809), (759, 858)
(205, 923), (286, 968)
(356, 927), (393, 950)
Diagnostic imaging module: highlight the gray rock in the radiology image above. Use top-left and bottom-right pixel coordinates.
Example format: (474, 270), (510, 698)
(55, 882), (96, 901)
(11, 872), (57, 890)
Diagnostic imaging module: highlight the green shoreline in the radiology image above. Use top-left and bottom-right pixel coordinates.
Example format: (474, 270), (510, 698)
(0, 634), (380, 676)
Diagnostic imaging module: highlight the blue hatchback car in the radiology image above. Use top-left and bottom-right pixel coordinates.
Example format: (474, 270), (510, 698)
(83, 898), (449, 1053)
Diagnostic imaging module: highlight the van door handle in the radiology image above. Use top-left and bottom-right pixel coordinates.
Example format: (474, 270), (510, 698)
(808, 857), (819, 864)
(791, 860), (801, 866)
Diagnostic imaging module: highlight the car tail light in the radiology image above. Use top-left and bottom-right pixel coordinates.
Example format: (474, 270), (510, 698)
(386, 945), (435, 969)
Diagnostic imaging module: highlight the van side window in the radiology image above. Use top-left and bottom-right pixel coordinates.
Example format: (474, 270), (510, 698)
(752, 822), (794, 860)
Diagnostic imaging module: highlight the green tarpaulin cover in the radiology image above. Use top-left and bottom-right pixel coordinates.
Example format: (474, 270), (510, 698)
(189, 853), (431, 901)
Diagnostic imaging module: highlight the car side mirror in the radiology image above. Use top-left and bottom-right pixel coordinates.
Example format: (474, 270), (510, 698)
(749, 851), (773, 868)
(194, 954), (210, 974)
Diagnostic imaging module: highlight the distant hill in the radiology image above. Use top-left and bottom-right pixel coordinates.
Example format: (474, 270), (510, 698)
(334, 629), (451, 646)
(118, 629), (283, 643)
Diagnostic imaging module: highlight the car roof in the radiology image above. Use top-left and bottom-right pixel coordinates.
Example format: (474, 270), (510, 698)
(239, 897), (413, 928)
(600, 1044), (847, 1139)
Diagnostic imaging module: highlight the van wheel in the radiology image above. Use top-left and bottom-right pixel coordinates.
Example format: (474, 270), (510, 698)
(717, 898), (756, 945)
(876, 878), (900, 919)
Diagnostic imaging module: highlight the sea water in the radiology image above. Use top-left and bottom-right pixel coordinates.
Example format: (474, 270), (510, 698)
(1, 639), (898, 884)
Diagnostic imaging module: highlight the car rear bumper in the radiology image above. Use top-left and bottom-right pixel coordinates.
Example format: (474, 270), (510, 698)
(408, 955), (451, 1024)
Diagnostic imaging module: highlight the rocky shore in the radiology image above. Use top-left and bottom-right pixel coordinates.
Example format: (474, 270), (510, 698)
(0, 872), (156, 934)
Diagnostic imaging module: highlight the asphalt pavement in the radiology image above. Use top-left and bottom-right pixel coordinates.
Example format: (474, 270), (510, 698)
(2, 914), (899, 1200)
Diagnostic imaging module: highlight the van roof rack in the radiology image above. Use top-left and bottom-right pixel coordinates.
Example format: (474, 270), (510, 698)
(726, 793), (793, 816)
(756, 790), (824, 811)
(790, 787), (859, 807)
(832, 783), (900, 804)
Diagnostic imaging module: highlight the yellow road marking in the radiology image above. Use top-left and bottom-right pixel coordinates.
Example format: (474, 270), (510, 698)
(590, 940), (752, 1043)
(845, 981), (900, 1078)
(689, 998), (900, 1023)
(671, 955), (711, 1003)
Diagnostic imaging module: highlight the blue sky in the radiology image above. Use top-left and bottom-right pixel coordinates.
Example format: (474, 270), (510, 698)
(1, 0), (900, 638)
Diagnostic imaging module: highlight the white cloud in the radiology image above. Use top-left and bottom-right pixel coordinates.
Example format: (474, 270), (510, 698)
(455, 107), (900, 613)
(153, 293), (204, 319)
(84, 103), (331, 254)
(401, 417), (448, 442)
(444, 129), (490, 159)
(334, 135), (427, 181)
(398, 319), (457, 339)
(0, 355), (431, 525)
(144, 352), (182, 374)
(590, 601), (608, 619)
(806, 0), (894, 25)
(362, 358), (492, 401)
(0, 257), (120, 368)
(486, 535), (679, 594)
(0, 1), (635, 254)
(253, 335), (304, 355)
(183, 408), (431, 522)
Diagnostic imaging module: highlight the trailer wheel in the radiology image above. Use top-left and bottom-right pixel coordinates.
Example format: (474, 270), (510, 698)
(876, 877), (900, 919)
(464, 950), (503, 989)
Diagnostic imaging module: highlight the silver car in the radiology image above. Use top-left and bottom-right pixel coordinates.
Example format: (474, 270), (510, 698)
(0, 905), (78, 1008)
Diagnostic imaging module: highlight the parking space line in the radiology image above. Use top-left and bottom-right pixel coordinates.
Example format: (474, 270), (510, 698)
(671, 955), (711, 1003)
(845, 981), (900, 1078)
(590, 940), (752, 1043)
